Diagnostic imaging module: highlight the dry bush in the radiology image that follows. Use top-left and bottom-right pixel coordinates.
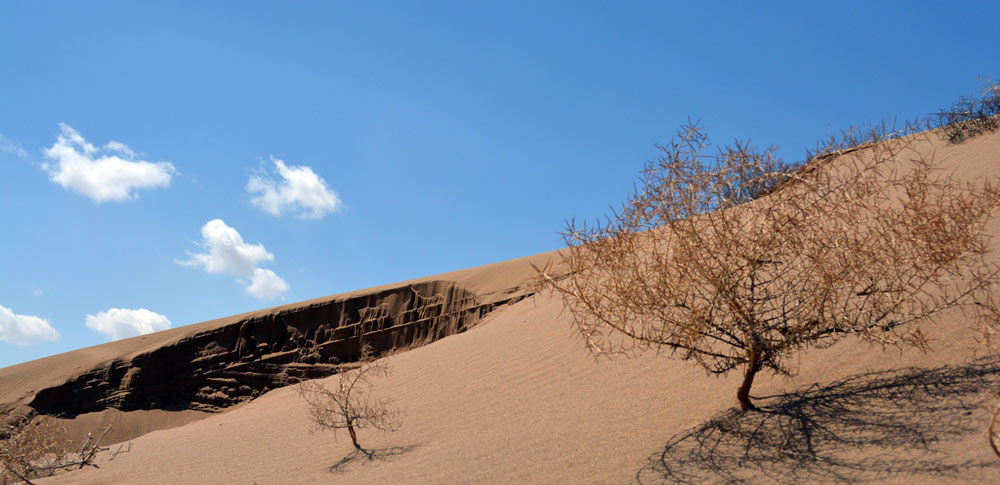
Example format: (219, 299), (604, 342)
(299, 345), (402, 458)
(1, 414), (65, 484)
(1, 412), (127, 485)
(935, 79), (1000, 143)
(536, 120), (1000, 411)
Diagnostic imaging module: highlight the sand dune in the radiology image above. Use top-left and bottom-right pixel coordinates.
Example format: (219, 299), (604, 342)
(3, 129), (1000, 483)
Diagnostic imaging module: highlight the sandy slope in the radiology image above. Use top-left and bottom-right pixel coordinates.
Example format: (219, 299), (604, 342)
(35, 293), (1000, 484)
(7, 128), (1000, 483)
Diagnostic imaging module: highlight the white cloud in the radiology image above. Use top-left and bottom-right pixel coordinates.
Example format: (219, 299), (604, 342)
(42, 123), (175, 202)
(246, 268), (290, 300)
(247, 157), (341, 219)
(0, 304), (59, 345)
(178, 219), (289, 300)
(178, 219), (274, 277)
(0, 134), (28, 158)
(85, 308), (171, 341)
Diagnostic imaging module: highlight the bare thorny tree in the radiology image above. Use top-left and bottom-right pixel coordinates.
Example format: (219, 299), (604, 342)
(536, 120), (1000, 412)
(299, 344), (402, 460)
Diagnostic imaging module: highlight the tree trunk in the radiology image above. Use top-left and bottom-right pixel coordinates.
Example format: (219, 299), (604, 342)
(736, 347), (761, 411)
(348, 424), (360, 450)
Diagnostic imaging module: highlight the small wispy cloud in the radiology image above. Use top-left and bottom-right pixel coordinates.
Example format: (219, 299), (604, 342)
(0, 133), (28, 159)
(247, 157), (341, 219)
(85, 308), (171, 341)
(0, 304), (59, 345)
(177, 219), (289, 300)
(42, 123), (176, 202)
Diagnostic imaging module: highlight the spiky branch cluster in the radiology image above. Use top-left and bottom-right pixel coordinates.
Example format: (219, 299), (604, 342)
(1, 414), (64, 484)
(1, 414), (126, 485)
(935, 79), (1000, 143)
(538, 121), (1000, 410)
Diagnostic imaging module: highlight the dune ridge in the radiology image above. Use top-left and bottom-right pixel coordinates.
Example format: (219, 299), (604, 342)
(3, 129), (1000, 483)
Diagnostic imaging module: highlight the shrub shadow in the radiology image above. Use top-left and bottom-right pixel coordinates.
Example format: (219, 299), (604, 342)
(328, 444), (419, 473)
(637, 358), (1000, 484)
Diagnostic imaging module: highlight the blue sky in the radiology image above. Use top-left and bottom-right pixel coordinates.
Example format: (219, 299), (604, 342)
(2, 1), (998, 368)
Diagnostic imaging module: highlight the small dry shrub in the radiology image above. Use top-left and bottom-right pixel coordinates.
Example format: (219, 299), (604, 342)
(299, 344), (402, 458)
(1, 412), (125, 484)
(1, 413), (65, 484)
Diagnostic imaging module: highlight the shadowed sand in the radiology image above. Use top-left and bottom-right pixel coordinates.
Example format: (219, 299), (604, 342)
(2, 129), (999, 483)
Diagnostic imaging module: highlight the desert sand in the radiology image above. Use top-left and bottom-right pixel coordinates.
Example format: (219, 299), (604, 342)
(3, 129), (1000, 483)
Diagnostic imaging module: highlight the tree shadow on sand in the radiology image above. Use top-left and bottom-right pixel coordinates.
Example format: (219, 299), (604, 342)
(328, 444), (419, 473)
(637, 358), (1000, 484)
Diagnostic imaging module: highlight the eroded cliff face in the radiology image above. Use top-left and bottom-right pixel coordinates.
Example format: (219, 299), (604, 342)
(29, 281), (529, 416)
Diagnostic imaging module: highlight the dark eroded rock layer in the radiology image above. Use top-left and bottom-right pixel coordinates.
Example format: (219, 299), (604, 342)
(30, 281), (528, 416)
